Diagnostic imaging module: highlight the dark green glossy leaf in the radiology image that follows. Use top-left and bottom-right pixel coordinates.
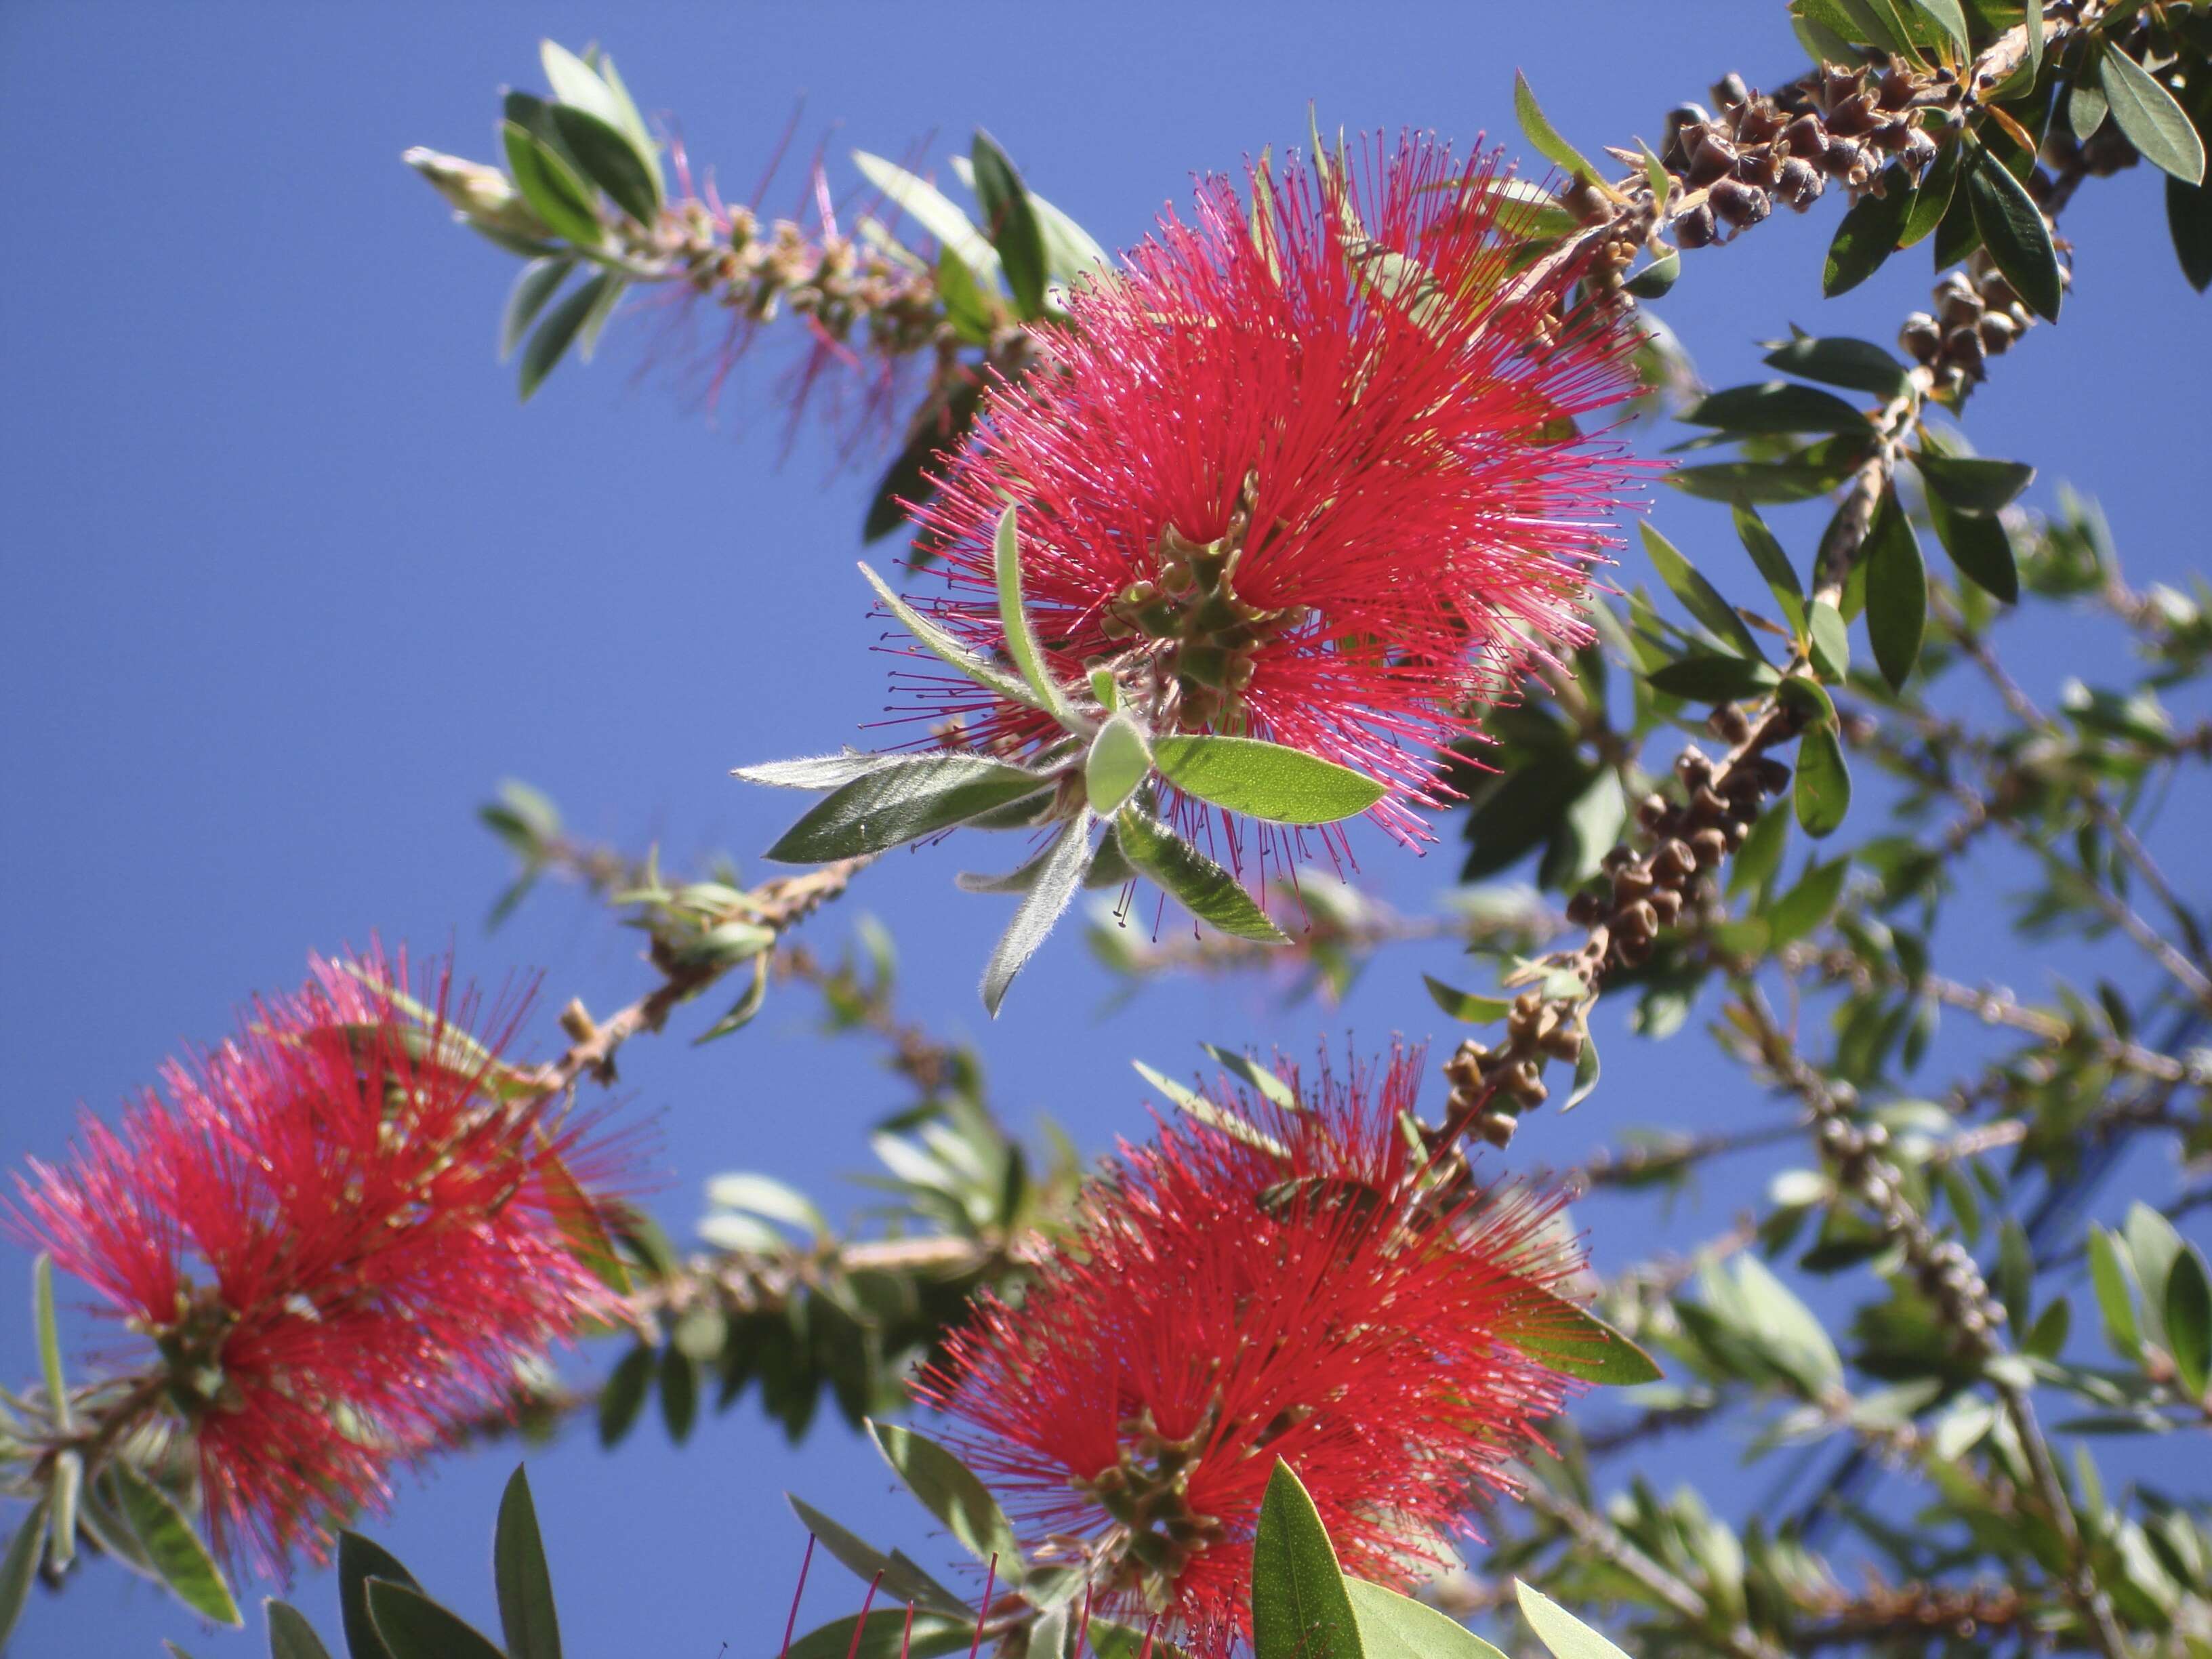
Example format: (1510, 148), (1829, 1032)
(112, 1461), (240, 1625)
(1638, 522), (1764, 659)
(2165, 1244), (2210, 1399)
(596, 1344), (653, 1446)
(1512, 70), (1601, 184)
(1795, 719), (1851, 837)
(518, 272), (618, 401)
(548, 104), (661, 224)
(867, 1421), (1027, 1581)
(1681, 381), (1873, 436)
(1900, 132), (1963, 245)
(1345, 1581), (1508, 1659)
(1498, 1284), (1664, 1383)
(495, 1466), (562, 1659)
(1670, 452), (1862, 504)
(367, 1581), (506, 1659)
(1252, 1461), (1366, 1659)
(340, 1533), (418, 1659)
(1761, 335), (1912, 400)
(764, 755), (1047, 863)
(1151, 735), (1387, 825)
(1422, 975), (1510, 1024)
(659, 1346), (699, 1443)
(1965, 148), (2062, 320)
(1863, 486), (1927, 691)
(0, 1501), (45, 1654)
(785, 1611), (977, 1659)
(2171, 171), (2212, 292)
(499, 121), (602, 247)
(1645, 653), (1778, 701)
(1732, 502), (1806, 630)
(863, 379), (984, 543)
(1768, 855), (1850, 945)
(266, 1601), (333, 1659)
(1926, 488), (2020, 603)
(1808, 598), (1850, 679)
(1912, 452), (2034, 511)
(501, 258), (574, 361)
(1729, 800), (1791, 897)
(970, 131), (1049, 319)
(2100, 47), (2205, 185)
(785, 1496), (970, 1617)
(1116, 808), (1288, 943)
(980, 811), (1094, 1016)
(1823, 167), (1916, 295)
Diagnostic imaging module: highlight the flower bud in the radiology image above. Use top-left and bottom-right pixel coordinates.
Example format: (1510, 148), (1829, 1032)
(403, 148), (550, 241)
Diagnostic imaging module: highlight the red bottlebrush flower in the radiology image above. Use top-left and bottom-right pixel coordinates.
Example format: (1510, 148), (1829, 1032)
(899, 134), (1641, 888)
(914, 1046), (1588, 1655)
(10, 949), (621, 1573)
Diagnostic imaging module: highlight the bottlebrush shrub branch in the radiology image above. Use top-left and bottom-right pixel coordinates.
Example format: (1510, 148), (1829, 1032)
(741, 133), (1643, 1013)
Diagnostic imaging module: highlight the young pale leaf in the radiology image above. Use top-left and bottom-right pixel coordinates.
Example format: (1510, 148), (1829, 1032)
(267, 1601), (335, 1659)
(1345, 1581), (1510, 1659)
(1925, 489), (2019, 603)
(501, 258), (574, 361)
(867, 1421), (1028, 1582)
(1497, 1284), (1663, 1384)
(499, 121), (603, 247)
(112, 1460), (241, 1626)
(2164, 1244), (2211, 1400)
(0, 1501), (45, 1655)
(994, 506), (1069, 716)
(2087, 1227), (2143, 1357)
(852, 151), (1000, 279)
(539, 41), (628, 131)
(1135, 1059), (1291, 1158)
(735, 751), (905, 791)
(367, 1581), (508, 1659)
(1200, 1044), (1302, 1111)
(1761, 335), (1912, 400)
(1638, 523), (1764, 660)
(548, 104), (661, 224)
(764, 755), (1046, 863)
(33, 1254), (66, 1431)
(1966, 150), (2062, 321)
(1085, 715), (1151, 814)
(1822, 168), (1915, 295)
(1864, 485), (1928, 691)
(1251, 1461), (1366, 1659)
(1911, 453), (2034, 512)
(518, 272), (618, 401)
(1150, 735), (1386, 825)
(1512, 70), (1602, 185)
(981, 812), (1094, 1015)
(340, 1532), (419, 1659)
(1680, 382), (1872, 436)
(495, 1466), (562, 1659)
(857, 560), (1046, 712)
(1422, 975), (1511, 1024)
(1115, 809), (1288, 943)
(2100, 47), (2206, 184)
(1794, 719), (1851, 838)
(1807, 599), (1850, 679)
(970, 131), (1050, 319)
(1515, 1582), (1632, 1659)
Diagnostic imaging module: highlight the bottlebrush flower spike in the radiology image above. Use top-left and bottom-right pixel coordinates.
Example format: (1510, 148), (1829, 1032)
(10, 949), (623, 1573)
(914, 1045), (1591, 1656)
(903, 131), (1642, 876)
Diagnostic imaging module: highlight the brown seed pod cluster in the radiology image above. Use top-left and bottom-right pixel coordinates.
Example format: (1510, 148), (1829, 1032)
(1899, 249), (2072, 398)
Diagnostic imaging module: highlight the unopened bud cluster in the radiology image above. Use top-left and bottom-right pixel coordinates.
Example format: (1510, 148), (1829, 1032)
(1440, 702), (1799, 1148)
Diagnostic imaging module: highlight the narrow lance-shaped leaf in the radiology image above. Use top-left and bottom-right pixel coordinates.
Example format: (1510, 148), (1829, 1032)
(2100, 46), (2206, 185)
(34, 1253), (68, 1431)
(970, 131), (1050, 319)
(0, 1501), (46, 1655)
(981, 811), (1095, 1017)
(994, 506), (1069, 716)
(495, 1465), (562, 1659)
(867, 1422), (1028, 1581)
(501, 258), (573, 361)
(1422, 975), (1511, 1024)
(518, 272), (619, 401)
(1925, 488), (2020, 604)
(499, 121), (603, 247)
(1515, 1582), (1633, 1659)
(1639, 522), (1764, 659)
(1497, 1282), (1664, 1384)
(1822, 167), (1915, 296)
(764, 754), (1048, 863)
(1761, 335), (1912, 400)
(1250, 1461), (1366, 1659)
(2163, 1244), (2210, 1400)
(367, 1581), (508, 1659)
(111, 1460), (241, 1626)
(1731, 502), (1805, 630)
(1864, 484), (1928, 692)
(1150, 735), (1387, 825)
(266, 1601), (335, 1659)
(857, 560), (1046, 712)
(852, 152), (1000, 279)
(548, 104), (662, 224)
(1345, 1581), (1510, 1659)
(1965, 148), (2062, 321)
(1512, 70), (1603, 186)
(1115, 808), (1289, 944)
(340, 1532), (419, 1659)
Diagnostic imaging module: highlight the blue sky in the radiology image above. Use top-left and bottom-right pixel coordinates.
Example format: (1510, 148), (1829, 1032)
(2, 3), (2207, 1656)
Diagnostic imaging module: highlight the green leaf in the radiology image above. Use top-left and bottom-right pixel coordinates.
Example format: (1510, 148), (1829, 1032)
(981, 811), (1094, 1016)
(1681, 382), (1873, 436)
(785, 1497), (970, 1617)
(1911, 452), (2034, 512)
(1645, 654), (1777, 701)
(1731, 503), (1806, 630)
(33, 1254), (67, 1431)
(1497, 1284), (1664, 1384)
(1028, 188), (1111, 289)
(1345, 1581), (1509, 1659)
(1863, 485), (1927, 692)
(1422, 975), (1511, 1024)
(596, 1344), (653, 1446)
(1807, 599), (1850, 680)
(1565, 1025), (1601, 1110)
(1115, 808), (1288, 943)
(1900, 135), (1963, 246)
(856, 559), (1046, 711)
(1085, 715), (1152, 815)
(112, 1460), (241, 1626)
(2163, 1244), (2211, 1400)
(1768, 855), (1849, 945)
(1200, 1044), (1302, 1112)
(852, 152), (999, 280)
(2171, 169), (2212, 291)
(1729, 798), (1790, 897)
(501, 258), (574, 361)
(1965, 148), (2062, 321)
(1903, 0), (1968, 56)
(1671, 450), (1864, 504)
(539, 42), (629, 134)
(1252, 1461), (1366, 1659)
(1638, 522), (1764, 660)
(1513, 70), (1602, 185)
(0, 1501), (45, 1654)
(494, 1466), (562, 1659)
(267, 1601), (334, 1659)
(1925, 487), (2019, 603)
(1623, 251), (1680, 299)
(764, 754), (1048, 863)
(659, 1347), (699, 1443)
(518, 271), (618, 401)
(2087, 1228), (2142, 1357)
(2100, 48), (2205, 185)
(1794, 719), (1851, 837)
(340, 1532), (419, 1659)
(367, 1581), (507, 1659)
(1516, 1582), (1631, 1659)
(867, 1421), (1027, 1583)
(499, 121), (604, 247)
(1150, 735), (1386, 825)
(735, 751), (903, 792)
(993, 506), (1069, 715)
(970, 131), (1050, 319)
(1823, 168), (1916, 295)
(785, 1611), (978, 1659)
(1761, 335), (1913, 400)
(549, 104), (661, 224)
